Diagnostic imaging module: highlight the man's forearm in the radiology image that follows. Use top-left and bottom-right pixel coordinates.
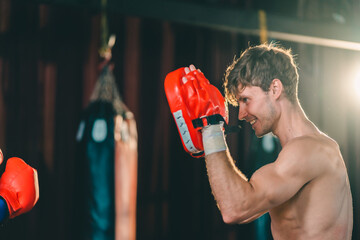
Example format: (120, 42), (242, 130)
(205, 150), (256, 223)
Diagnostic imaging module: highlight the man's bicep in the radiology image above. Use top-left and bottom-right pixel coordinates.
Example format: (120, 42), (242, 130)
(249, 156), (311, 209)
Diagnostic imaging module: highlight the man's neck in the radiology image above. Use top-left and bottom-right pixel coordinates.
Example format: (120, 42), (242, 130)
(272, 100), (319, 147)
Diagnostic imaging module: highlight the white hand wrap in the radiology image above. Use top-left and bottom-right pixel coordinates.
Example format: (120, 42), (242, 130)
(202, 123), (227, 156)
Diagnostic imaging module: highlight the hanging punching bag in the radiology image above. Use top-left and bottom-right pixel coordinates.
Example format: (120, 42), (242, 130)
(77, 65), (137, 240)
(79, 100), (115, 240)
(77, 66), (117, 240)
(114, 111), (138, 240)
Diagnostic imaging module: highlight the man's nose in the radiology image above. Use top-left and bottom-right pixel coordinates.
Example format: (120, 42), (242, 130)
(238, 104), (247, 120)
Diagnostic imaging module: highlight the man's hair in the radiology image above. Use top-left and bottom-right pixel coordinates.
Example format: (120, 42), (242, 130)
(224, 43), (299, 106)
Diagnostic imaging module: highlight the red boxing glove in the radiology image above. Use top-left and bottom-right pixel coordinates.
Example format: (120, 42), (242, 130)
(164, 67), (228, 158)
(0, 157), (39, 218)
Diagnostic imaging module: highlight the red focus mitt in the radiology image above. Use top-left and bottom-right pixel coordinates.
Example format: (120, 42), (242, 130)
(164, 67), (228, 158)
(0, 157), (39, 218)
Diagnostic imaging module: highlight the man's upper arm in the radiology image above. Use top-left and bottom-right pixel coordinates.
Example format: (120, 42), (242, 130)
(248, 139), (323, 211)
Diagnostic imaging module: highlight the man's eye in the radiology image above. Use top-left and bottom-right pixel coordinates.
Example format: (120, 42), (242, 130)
(237, 97), (248, 104)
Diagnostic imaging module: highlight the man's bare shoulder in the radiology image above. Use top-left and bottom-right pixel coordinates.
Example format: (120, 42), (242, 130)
(281, 133), (340, 160)
(275, 133), (343, 180)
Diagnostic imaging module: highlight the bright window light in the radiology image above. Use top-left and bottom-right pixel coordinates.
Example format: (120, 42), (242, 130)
(355, 74), (360, 101)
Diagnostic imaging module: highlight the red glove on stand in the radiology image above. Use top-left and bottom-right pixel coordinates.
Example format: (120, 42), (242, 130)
(0, 157), (39, 218)
(165, 67), (228, 158)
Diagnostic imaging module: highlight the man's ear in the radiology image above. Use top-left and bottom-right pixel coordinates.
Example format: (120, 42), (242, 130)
(269, 79), (283, 100)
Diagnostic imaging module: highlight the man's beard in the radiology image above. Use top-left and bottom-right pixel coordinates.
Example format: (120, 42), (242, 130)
(255, 99), (276, 138)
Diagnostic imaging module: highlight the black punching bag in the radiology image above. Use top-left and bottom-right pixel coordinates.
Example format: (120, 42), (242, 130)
(77, 66), (126, 240)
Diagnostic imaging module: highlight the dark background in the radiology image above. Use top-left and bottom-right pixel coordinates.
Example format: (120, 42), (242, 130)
(0, 0), (360, 239)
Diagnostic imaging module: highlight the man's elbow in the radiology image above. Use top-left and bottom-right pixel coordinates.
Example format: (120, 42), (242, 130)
(221, 210), (252, 225)
(221, 212), (237, 224)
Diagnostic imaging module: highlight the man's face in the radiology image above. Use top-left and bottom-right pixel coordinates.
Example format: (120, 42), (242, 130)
(236, 85), (277, 137)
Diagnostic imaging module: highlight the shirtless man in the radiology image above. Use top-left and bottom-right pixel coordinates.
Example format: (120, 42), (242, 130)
(165, 43), (353, 239)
